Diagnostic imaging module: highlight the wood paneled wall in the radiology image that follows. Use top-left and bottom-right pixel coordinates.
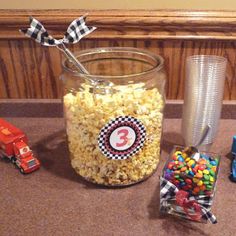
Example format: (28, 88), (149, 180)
(0, 10), (236, 99)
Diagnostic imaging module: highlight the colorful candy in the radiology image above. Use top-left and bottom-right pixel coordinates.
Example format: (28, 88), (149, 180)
(164, 148), (219, 196)
(197, 180), (203, 186)
(198, 165), (206, 171)
(203, 174), (210, 180)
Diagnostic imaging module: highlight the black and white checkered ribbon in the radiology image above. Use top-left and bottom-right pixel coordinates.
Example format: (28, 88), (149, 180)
(20, 14), (97, 76)
(160, 177), (217, 224)
(20, 15), (96, 46)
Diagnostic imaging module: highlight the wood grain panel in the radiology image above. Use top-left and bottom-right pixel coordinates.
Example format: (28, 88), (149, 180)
(0, 10), (235, 99)
(2, 10), (236, 40)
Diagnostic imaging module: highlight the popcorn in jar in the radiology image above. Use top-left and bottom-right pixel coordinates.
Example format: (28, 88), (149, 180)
(61, 47), (166, 186)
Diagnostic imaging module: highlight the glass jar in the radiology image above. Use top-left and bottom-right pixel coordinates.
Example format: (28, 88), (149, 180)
(160, 146), (220, 223)
(61, 47), (166, 186)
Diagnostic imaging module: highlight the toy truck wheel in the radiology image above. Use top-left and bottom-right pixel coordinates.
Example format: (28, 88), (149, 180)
(20, 168), (25, 174)
(11, 157), (16, 164)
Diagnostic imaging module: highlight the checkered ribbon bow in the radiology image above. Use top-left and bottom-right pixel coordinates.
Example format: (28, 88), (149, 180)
(160, 177), (217, 224)
(20, 15), (96, 46)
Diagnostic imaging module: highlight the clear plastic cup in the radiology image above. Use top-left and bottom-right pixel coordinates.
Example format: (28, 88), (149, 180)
(182, 55), (227, 151)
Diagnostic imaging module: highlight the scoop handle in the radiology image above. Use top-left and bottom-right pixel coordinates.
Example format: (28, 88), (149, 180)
(57, 44), (97, 85)
(63, 47), (89, 74)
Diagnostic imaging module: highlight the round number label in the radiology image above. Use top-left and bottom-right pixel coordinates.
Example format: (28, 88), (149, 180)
(98, 116), (146, 160)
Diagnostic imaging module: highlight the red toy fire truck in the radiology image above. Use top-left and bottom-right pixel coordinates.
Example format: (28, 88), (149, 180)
(0, 118), (40, 173)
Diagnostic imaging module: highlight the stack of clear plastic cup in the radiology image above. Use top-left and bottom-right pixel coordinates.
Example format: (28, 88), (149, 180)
(182, 55), (227, 151)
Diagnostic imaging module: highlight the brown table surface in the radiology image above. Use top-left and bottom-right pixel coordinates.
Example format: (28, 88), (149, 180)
(0, 117), (236, 236)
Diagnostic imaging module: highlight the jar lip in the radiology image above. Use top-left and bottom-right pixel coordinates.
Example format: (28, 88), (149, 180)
(62, 47), (164, 79)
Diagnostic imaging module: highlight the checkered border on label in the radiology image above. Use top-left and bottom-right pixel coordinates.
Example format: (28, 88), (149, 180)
(98, 116), (146, 160)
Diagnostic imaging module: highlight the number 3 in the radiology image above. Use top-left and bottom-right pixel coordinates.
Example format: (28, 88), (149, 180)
(116, 129), (129, 147)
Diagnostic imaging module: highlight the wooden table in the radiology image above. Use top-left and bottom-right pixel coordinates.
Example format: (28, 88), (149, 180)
(0, 100), (235, 236)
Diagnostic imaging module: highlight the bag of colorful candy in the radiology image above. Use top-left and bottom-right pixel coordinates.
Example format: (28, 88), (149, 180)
(160, 146), (220, 224)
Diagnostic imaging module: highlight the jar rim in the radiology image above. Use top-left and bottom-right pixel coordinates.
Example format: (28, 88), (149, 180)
(62, 47), (164, 80)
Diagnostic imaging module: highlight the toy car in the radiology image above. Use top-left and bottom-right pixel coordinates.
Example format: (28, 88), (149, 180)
(230, 135), (236, 182)
(0, 118), (40, 174)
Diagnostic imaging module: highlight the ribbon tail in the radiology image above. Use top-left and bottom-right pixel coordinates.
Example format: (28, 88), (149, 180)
(20, 16), (62, 46)
(63, 14), (96, 44)
(200, 206), (217, 224)
(160, 177), (179, 212)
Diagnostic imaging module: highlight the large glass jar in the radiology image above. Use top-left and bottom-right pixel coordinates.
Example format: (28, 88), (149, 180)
(61, 47), (166, 186)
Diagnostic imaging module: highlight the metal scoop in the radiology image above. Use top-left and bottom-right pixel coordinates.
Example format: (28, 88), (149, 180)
(182, 125), (211, 161)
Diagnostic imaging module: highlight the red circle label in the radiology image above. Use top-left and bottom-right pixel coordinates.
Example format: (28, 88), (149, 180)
(98, 116), (146, 160)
